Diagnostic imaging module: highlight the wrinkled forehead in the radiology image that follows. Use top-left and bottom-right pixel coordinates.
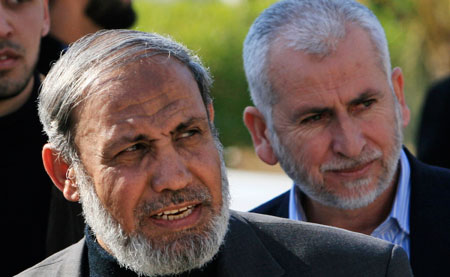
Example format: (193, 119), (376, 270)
(267, 25), (386, 96)
(80, 56), (188, 105)
(72, 56), (203, 127)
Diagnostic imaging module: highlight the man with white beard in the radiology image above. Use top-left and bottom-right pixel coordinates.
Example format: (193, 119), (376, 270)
(243, 0), (450, 276)
(17, 29), (412, 276)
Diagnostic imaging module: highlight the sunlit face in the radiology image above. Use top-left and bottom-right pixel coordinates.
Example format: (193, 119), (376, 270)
(0, 0), (49, 99)
(266, 26), (409, 209)
(73, 56), (226, 262)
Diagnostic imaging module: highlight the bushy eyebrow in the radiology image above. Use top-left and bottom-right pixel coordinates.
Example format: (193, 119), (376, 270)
(102, 116), (209, 155)
(102, 134), (151, 156)
(290, 89), (382, 122)
(348, 89), (382, 106)
(290, 106), (331, 123)
(172, 116), (208, 134)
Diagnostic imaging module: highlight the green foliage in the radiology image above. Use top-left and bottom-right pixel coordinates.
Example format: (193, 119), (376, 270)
(134, 0), (278, 147)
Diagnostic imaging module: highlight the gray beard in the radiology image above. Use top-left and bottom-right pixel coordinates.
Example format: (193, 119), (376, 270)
(0, 70), (33, 100)
(269, 104), (403, 211)
(0, 40), (33, 100)
(73, 145), (230, 276)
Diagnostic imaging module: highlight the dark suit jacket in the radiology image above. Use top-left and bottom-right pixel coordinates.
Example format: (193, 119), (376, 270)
(251, 149), (450, 277)
(417, 76), (450, 169)
(17, 211), (412, 276)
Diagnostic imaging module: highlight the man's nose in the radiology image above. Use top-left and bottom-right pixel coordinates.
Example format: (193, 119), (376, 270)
(150, 147), (193, 193)
(331, 115), (366, 158)
(0, 8), (13, 38)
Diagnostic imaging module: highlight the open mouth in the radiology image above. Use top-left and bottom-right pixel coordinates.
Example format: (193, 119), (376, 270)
(151, 204), (198, 221)
(0, 50), (20, 70)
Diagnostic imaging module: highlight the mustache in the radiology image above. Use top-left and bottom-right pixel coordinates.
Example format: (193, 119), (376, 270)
(0, 40), (25, 54)
(136, 186), (212, 217)
(320, 147), (382, 172)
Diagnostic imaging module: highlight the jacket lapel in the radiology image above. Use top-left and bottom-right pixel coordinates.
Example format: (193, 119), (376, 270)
(216, 211), (313, 276)
(405, 148), (450, 276)
(55, 238), (87, 276)
(216, 212), (285, 276)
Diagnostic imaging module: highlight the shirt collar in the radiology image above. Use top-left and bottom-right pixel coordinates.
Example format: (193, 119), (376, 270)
(387, 149), (411, 234)
(289, 148), (411, 235)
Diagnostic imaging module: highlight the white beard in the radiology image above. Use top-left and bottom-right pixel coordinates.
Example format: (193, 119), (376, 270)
(74, 144), (230, 276)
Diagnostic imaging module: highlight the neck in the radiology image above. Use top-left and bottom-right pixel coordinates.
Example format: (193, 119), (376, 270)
(0, 76), (34, 117)
(303, 170), (399, 235)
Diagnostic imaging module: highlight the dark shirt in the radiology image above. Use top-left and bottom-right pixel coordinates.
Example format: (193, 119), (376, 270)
(85, 227), (219, 277)
(417, 76), (450, 169)
(4, 72), (52, 276)
(37, 35), (67, 75)
(45, 185), (85, 257)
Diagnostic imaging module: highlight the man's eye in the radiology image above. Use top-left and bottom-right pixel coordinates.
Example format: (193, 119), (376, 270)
(6, 0), (29, 6)
(123, 143), (145, 153)
(178, 129), (200, 139)
(362, 99), (376, 108)
(301, 114), (322, 124)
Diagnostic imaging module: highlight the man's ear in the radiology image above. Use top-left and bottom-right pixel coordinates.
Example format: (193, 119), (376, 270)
(41, 0), (51, 37)
(243, 106), (278, 165)
(42, 144), (80, 202)
(391, 67), (410, 128)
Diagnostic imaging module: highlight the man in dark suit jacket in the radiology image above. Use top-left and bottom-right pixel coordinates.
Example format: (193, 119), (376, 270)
(251, 149), (450, 277)
(16, 29), (412, 277)
(242, 1), (450, 276)
(417, 76), (450, 169)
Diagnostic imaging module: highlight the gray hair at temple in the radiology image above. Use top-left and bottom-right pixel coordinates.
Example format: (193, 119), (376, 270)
(243, 0), (391, 123)
(39, 29), (213, 164)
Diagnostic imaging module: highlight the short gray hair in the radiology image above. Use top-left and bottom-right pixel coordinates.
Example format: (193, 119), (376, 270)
(39, 29), (213, 164)
(243, 0), (391, 121)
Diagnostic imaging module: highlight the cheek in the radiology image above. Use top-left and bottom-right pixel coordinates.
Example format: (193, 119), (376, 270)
(287, 131), (330, 171)
(361, 115), (398, 151)
(95, 168), (143, 230)
(20, 18), (44, 56)
(189, 143), (223, 207)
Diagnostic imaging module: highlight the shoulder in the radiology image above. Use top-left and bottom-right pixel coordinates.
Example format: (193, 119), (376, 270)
(422, 77), (450, 108)
(250, 190), (290, 218)
(230, 211), (412, 276)
(235, 210), (393, 250)
(15, 239), (86, 277)
(407, 149), (450, 194)
(406, 150), (450, 274)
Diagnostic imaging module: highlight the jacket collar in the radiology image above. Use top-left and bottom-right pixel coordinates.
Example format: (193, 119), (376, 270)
(215, 211), (285, 276)
(61, 212), (290, 277)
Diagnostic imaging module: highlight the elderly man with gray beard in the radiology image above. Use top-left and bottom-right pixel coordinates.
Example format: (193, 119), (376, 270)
(17, 29), (411, 277)
(243, 0), (450, 276)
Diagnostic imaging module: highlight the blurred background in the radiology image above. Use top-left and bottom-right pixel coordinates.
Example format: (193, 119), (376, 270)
(131, 0), (450, 210)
